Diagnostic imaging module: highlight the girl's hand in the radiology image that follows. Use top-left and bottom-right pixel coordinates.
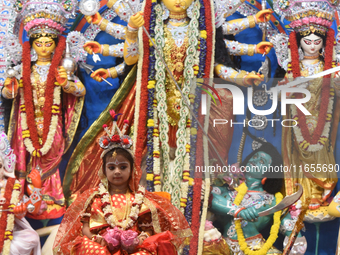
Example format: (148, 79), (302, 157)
(138, 235), (147, 245)
(94, 235), (108, 246)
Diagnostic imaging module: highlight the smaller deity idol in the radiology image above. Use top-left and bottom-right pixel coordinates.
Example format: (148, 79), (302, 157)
(210, 139), (307, 255)
(0, 132), (42, 255)
(2, 0), (85, 219)
(272, 0), (339, 212)
(53, 110), (192, 255)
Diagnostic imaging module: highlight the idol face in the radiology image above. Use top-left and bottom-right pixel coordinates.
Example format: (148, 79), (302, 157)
(162, 0), (194, 13)
(245, 151), (272, 179)
(300, 33), (323, 56)
(32, 37), (56, 58)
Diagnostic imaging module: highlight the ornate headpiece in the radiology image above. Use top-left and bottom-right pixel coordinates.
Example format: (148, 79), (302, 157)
(0, 133), (16, 178)
(13, 0), (77, 38)
(274, 0), (340, 35)
(99, 110), (133, 158)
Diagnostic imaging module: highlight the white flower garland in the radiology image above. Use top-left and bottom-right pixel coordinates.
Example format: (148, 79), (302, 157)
(153, 97), (161, 192)
(172, 0), (200, 209)
(154, 3), (171, 195)
(98, 183), (145, 230)
(2, 180), (20, 255)
(154, 0), (200, 208)
(19, 86), (61, 156)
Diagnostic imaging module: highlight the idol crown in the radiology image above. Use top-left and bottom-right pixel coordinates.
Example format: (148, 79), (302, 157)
(274, 0), (340, 35)
(13, 0), (77, 37)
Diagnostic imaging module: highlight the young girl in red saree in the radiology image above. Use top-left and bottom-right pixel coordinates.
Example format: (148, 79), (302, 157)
(53, 111), (192, 255)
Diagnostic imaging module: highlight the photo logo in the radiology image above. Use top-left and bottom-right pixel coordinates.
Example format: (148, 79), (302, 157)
(197, 79), (312, 116)
(197, 81), (222, 107)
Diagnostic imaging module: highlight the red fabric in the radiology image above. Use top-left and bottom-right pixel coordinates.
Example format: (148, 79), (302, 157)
(72, 231), (176, 255)
(53, 189), (191, 255)
(134, 0), (152, 192)
(139, 231), (176, 254)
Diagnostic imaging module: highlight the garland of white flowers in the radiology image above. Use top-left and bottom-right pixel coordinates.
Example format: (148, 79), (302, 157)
(2, 180), (20, 255)
(152, 92), (161, 192)
(99, 183), (145, 230)
(172, 0), (200, 209)
(154, 0), (200, 208)
(290, 47), (336, 153)
(19, 85), (61, 157)
(154, 4), (171, 195)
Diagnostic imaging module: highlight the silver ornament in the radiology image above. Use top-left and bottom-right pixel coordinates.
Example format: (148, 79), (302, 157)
(250, 115), (268, 130)
(79, 0), (100, 16)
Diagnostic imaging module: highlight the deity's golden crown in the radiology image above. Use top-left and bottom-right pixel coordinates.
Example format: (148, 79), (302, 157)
(13, 0), (77, 37)
(274, 0), (340, 35)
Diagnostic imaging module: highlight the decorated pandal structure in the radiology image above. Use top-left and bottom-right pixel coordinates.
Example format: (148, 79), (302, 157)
(1, 0), (340, 254)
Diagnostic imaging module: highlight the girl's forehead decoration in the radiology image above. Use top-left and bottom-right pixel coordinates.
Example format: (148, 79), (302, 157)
(112, 151), (117, 161)
(107, 159), (129, 165)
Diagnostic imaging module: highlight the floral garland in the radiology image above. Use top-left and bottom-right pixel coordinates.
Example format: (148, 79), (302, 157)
(0, 178), (20, 255)
(171, 0), (200, 209)
(288, 30), (335, 152)
(20, 85), (61, 156)
(99, 182), (145, 230)
(21, 36), (65, 156)
(233, 183), (283, 255)
(152, 0), (201, 209)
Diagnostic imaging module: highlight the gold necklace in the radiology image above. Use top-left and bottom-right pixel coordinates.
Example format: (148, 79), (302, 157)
(163, 25), (189, 126)
(303, 54), (320, 60)
(37, 56), (52, 62)
(169, 12), (187, 20)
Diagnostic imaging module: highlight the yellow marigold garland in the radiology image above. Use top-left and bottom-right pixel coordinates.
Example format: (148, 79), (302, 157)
(233, 182), (283, 255)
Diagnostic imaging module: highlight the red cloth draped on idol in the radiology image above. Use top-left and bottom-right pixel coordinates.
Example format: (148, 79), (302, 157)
(271, 0), (340, 221)
(2, 0), (86, 219)
(53, 110), (192, 255)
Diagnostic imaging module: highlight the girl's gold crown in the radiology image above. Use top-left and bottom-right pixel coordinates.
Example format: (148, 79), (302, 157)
(99, 110), (133, 158)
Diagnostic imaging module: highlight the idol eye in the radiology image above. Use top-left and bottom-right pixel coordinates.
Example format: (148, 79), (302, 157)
(35, 42), (42, 47)
(303, 40), (312, 45)
(314, 40), (322, 45)
(45, 42), (53, 47)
